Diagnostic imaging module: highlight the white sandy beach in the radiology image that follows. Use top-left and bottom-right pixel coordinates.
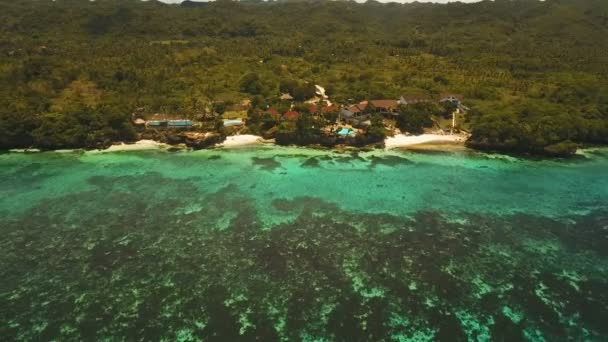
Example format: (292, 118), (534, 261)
(384, 134), (466, 149)
(8, 148), (41, 153)
(217, 135), (264, 148)
(96, 140), (171, 153)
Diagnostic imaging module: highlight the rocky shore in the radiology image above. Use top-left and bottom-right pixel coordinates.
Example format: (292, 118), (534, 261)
(139, 129), (225, 150)
(6, 130), (595, 158)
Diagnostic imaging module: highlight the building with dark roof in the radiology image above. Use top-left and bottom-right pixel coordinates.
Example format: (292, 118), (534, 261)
(283, 111), (300, 120)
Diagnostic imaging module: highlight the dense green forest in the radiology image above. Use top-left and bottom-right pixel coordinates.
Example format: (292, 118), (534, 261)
(0, 0), (607, 153)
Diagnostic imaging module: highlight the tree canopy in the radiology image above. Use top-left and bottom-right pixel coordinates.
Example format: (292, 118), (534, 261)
(0, 0), (607, 153)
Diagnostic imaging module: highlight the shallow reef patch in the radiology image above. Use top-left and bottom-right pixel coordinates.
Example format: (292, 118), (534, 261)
(1, 186), (607, 340)
(252, 156), (282, 172)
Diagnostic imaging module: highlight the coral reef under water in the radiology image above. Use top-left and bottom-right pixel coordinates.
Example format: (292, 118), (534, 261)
(0, 148), (607, 341)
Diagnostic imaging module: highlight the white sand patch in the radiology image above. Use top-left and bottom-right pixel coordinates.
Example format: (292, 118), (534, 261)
(217, 135), (264, 148)
(384, 134), (466, 149)
(96, 140), (171, 153)
(54, 149), (82, 153)
(8, 148), (41, 153)
(576, 147), (608, 157)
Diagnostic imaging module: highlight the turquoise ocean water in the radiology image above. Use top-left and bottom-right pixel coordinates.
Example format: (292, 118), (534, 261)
(1, 146), (607, 340)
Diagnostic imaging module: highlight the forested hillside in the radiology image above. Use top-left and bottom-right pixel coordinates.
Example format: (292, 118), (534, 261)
(1, 0), (607, 152)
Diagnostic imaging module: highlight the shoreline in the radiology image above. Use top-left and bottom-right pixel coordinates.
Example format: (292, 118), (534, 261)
(215, 134), (268, 148)
(92, 139), (173, 153)
(384, 133), (468, 150)
(4, 134), (606, 158)
(393, 141), (471, 153)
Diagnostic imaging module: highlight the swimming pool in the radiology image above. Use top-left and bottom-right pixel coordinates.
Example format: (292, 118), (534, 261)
(167, 120), (193, 127)
(337, 127), (355, 137)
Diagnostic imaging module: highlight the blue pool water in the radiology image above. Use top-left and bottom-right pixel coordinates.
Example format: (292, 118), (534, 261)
(337, 127), (355, 136)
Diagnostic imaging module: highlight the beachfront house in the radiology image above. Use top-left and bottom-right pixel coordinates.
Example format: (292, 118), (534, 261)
(339, 108), (358, 123)
(340, 103), (369, 123)
(339, 108), (354, 121)
(308, 104), (339, 117)
(439, 93), (469, 113)
(322, 105), (339, 114)
(440, 93), (464, 106)
(365, 99), (400, 119)
(369, 100), (399, 113)
(282, 110), (300, 120)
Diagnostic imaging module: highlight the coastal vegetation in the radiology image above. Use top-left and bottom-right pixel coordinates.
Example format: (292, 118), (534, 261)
(0, 0), (607, 155)
(395, 103), (438, 135)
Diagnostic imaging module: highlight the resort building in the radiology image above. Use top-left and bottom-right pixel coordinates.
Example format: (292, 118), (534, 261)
(440, 93), (465, 106)
(282, 111), (300, 120)
(265, 108), (282, 120)
(369, 99), (399, 113)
